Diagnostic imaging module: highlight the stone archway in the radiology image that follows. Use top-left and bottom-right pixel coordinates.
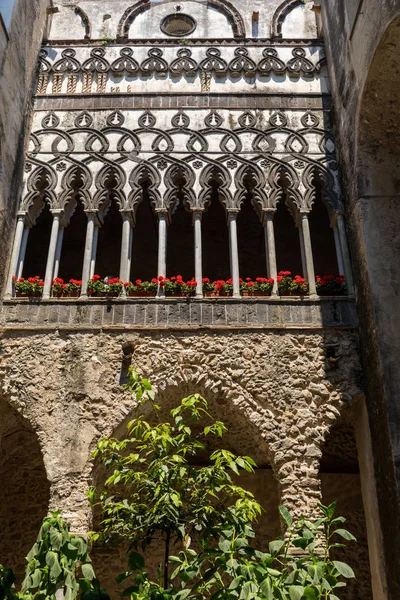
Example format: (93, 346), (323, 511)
(0, 397), (50, 581)
(353, 13), (400, 598)
(90, 368), (281, 598)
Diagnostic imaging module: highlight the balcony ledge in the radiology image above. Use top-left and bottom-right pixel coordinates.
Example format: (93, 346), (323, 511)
(0, 296), (357, 331)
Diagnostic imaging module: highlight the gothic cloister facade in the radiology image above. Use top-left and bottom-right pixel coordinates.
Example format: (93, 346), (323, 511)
(0, 0), (394, 599)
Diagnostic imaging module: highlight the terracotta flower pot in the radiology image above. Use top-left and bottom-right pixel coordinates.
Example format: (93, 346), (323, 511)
(15, 292), (26, 297)
(204, 291), (218, 297)
(253, 291), (271, 297)
(218, 291), (232, 297)
(68, 291), (80, 297)
(128, 291), (156, 297)
(241, 290), (254, 297)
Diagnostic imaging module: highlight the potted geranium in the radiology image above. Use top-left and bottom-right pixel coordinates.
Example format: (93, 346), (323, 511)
(125, 279), (157, 297)
(277, 271), (308, 296)
(161, 275), (197, 297)
(67, 279), (82, 297)
(241, 278), (255, 296)
(14, 275), (44, 297)
(202, 278), (217, 297)
(254, 277), (274, 296)
(52, 277), (67, 297)
(213, 279), (233, 297)
(316, 274), (347, 296)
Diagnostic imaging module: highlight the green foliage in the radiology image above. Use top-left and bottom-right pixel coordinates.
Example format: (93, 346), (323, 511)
(90, 368), (357, 600)
(19, 512), (108, 600)
(0, 564), (18, 600)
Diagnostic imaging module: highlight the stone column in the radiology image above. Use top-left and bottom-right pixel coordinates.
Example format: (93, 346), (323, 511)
(89, 225), (99, 280)
(16, 225), (30, 279)
(333, 224), (345, 276)
(193, 210), (203, 297)
(5, 213), (27, 298)
(119, 211), (134, 296)
(337, 213), (355, 295)
(228, 210), (240, 298)
(300, 211), (316, 296)
(52, 226), (65, 280)
(157, 210), (168, 298)
(43, 211), (62, 299)
(81, 211), (97, 298)
(263, 209), (278, 296)
(298, 224), (308, 279)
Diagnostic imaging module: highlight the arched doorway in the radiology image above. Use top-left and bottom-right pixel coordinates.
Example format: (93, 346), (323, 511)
(0, 398), (50, 581)
(90, 382), (280, 598)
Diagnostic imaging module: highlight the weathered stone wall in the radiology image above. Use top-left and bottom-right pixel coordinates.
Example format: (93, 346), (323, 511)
(320, 1), (400, 597)
(0, 0), (50, 293)
(0, 326), (362, 526)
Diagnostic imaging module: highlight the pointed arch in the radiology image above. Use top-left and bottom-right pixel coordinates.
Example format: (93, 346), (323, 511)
(94, 164), (127, 216)
(234, 161), (269, 219)
(21, 165), (57, 218)
(128, 162), (161, 216)
(58, 162), (93, 215)
(198, 161), (233, 211)
(302, 162), (340, 213)
(163, 161), (196, 213)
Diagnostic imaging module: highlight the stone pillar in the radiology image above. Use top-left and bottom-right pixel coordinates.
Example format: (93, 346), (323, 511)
(16, 225), (30, 280)
(157, 210), (168, 298)
(228, 210), (240, 298)
(337, 213), (355, 295)
(119, 211), (134, 296)
(43, 211), (62, 299)
(193, 210), (203, 297)
(298, 225), (308, 279)
(300, 211), (316, 296)
(89, 225), (99, 280)
(263, 209), (278, 296)
(333, 224), (345, 277)
(52, 226), (65, 280)
(5, 213), (27, 298)
(81, 212), (97, 299)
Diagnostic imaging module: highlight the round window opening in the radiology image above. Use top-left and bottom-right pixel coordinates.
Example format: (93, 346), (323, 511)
(160, 13), (196, 37)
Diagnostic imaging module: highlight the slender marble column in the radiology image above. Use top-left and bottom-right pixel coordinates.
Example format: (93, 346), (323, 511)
(119, 212), (134, 296)
(298, 225), (308, 279)
(193, 211), (203, 297)
(300, 211), (317, 296)
(337, 213), (355, 295)
(5, 214), (26, 297)
(52, 226), (65, 280)
(81, 212), (96, 298)
(16, 226), (30, 280)
(263, 210), (278, 296)
(228, 210), (240, 298)
(43, 212), (62, 299)
(333, 225), (345, 276)
(89, 225), (99, 279)
(157, 210), (168, 298)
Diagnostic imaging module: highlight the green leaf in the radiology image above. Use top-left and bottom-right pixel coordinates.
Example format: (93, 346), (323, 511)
(259, 578), (273, 600)
(332, 561), (355, 579)
(81, 563), (95, 581)
(45, 551), (62, 582)
(289, 587), (304, 600)
(121, 586), (139, 597)
(268, 540), (285, 555)
(279, 505), (293, 528)
(303, 588), (318, 600)
(333, 529), (356, 541)
(49, 529), (63, 551)
(128, 551), (145, 571)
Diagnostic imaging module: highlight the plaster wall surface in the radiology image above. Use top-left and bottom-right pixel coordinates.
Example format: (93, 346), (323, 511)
(0, 0), (50, 294)
(49, 0), (318, 41)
